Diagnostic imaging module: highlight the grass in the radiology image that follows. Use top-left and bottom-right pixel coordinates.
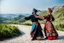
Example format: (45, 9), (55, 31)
(53, 8), (64, 31)
(22, 20), (32, 26)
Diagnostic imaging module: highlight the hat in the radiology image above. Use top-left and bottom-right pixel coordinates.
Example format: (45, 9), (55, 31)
(33, 8), (38, 13)
(33, 8), (42, 13)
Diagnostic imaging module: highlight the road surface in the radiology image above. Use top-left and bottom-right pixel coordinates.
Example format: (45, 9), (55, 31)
(0, 24), (64, 43)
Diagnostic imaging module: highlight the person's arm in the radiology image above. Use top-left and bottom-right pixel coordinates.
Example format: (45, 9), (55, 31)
(45, 14), (55, 21)
(49, 15), (55, 21)
(51, 15), (55, 21)
(24, 16), (31, 20)
(35, 16), (45, 20)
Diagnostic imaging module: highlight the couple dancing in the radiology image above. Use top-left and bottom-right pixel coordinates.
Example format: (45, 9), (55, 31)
(24, 8), (58, 40)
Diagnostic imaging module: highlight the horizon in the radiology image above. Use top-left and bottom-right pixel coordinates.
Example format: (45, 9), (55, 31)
(0, 0), (64, 14)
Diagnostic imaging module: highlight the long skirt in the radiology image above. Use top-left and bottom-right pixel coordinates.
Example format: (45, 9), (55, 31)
(44, 21), (58, 40)
(31, 23), (43, 40)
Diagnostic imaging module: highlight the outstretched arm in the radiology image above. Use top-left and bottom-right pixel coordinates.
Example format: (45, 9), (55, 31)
(24, 16), (31, 20)
(35, 16), (45, 20)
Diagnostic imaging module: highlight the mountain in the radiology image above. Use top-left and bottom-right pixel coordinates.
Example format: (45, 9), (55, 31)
(0, 14), (30, 18)
(0, 17), (3, 23)
(0, 14), (20, 18)
(39, 6), (64, 31)
(0, 14), (30, 24)
(51, 6), (63, 12)
(12, 14), (25, 21)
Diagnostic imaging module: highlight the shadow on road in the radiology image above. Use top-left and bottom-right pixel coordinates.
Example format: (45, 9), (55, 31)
(0, 31), (25, 41)
(57, 36), (64, 40)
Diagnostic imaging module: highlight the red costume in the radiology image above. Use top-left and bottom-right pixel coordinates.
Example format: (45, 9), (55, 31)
(44, 14), (58, 40)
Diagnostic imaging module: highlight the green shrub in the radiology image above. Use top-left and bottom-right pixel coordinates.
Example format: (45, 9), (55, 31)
(54, 23), (64, 31)
(0, 24), (21, 39)
(23, 21), (32, 26)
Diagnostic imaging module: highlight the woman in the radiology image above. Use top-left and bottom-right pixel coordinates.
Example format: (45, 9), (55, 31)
(24, 8), (43, 40)
(35, 8), (58, 40)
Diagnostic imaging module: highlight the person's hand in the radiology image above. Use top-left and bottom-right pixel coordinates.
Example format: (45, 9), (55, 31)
(35, 15), (45, 20)
(24, 18), (26, 20)
(35, 16), (39, 18)
(39, 16), (43, 19)
(39, 16), (44, 20)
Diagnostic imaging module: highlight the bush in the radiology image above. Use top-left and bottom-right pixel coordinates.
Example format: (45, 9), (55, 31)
(0, 24), (21, 39)
(54, 23), (64, 31)
(23, 21), (32, 26)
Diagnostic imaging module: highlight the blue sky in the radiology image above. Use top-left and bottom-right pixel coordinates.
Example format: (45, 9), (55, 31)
(0, 0), (64, 14)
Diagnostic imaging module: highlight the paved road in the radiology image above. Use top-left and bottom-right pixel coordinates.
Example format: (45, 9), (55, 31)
(0, 24), (64, 43)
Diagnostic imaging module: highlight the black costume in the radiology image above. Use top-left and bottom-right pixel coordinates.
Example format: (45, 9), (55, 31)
(25, 14), (43, 40)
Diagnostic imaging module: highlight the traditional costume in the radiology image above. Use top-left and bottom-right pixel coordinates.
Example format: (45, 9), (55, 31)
(43, 14), (58, 40)
(24, 9), (43, 40)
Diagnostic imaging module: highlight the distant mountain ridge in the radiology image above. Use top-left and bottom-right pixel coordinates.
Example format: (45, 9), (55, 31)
(51, 6), (64, 12)
(0, 13), (31, 24)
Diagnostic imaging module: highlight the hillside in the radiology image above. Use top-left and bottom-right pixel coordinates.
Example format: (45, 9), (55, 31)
(39, 6), (64, 31)
(53, 8), (64, 31)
